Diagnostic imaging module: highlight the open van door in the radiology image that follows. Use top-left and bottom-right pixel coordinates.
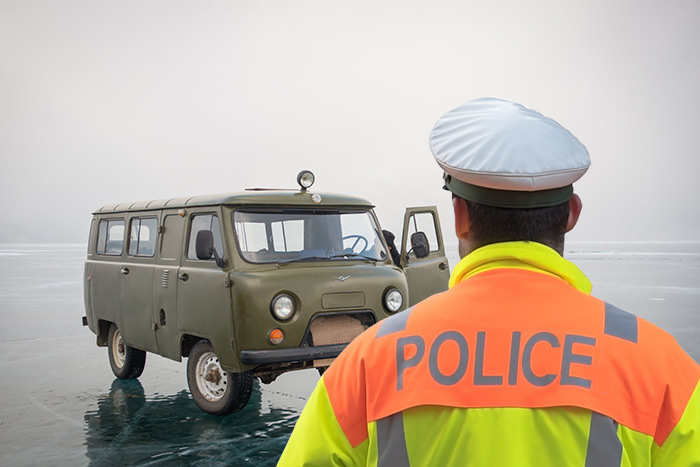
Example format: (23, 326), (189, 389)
(400, 206), (450, 306)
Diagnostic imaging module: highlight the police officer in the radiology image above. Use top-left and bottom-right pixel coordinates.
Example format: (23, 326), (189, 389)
(278, 98), (700, 465)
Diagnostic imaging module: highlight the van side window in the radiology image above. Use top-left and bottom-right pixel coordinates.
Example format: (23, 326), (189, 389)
(187, 214), (224, 260)
(128, 217), (158, 257)
(96, 219), (125, 256)
(407, 212), (440, 253)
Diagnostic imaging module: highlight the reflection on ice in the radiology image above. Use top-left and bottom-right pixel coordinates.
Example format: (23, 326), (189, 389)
(84, 379), (297, 466)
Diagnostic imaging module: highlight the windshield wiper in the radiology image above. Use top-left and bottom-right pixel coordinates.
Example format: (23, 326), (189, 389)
(276, 256), (332, 265)
(277, 253), (378, 265)
(327, 253), (378, 262)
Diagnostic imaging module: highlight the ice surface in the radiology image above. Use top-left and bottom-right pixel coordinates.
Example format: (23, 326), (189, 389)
(0, 243), (698, 465)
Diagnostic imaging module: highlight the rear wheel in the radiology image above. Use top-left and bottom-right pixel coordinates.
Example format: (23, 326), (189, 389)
(186, 340), (253, 415)
(107, 323), (146, 379)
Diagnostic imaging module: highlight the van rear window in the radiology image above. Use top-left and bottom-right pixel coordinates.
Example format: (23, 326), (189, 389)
(96, 219), (125, 256)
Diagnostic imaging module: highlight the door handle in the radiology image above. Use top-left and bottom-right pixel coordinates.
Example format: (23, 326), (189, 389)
(178, 273), (189, 282)
(439, 262), (448, 271)
(120, 267), (130, 275)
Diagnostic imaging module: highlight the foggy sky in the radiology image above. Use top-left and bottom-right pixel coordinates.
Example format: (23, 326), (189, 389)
(1, 0), (699, 244)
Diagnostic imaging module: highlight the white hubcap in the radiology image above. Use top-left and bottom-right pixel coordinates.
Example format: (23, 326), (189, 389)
(196, 351), (227, 402)
(112, 329), (126, 368)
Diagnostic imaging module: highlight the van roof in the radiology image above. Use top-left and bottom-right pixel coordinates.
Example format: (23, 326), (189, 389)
(93, 189), (374, 214)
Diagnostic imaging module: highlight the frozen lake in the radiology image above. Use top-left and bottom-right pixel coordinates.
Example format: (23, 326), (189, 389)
(0, 242), (698, 466)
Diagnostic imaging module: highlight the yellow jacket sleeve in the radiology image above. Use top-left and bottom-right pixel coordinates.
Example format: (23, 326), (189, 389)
(652, 380), (700, 465)
(277, 377), (368, 466)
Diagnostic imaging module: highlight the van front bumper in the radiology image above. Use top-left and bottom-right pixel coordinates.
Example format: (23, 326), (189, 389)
(240, 344), (348, 365)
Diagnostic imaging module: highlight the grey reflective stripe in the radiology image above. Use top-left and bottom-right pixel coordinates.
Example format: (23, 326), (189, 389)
(585, 412), (622, 467)
(375, 307), (415, 338)
(604, 303), (638, 343)
(376, 413), (410, 467)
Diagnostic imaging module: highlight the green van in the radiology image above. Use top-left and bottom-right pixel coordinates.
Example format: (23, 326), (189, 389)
(82, 171), (449, 415)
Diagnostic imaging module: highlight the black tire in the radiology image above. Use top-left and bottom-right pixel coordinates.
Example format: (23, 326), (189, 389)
(186, 340), (253, 415)
(107, 323), (146, 379)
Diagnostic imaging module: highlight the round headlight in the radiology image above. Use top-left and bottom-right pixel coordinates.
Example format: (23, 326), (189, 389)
(297, 170), (315, 190)
(271, 294), (295, 320)
(384, 288), (403, 313)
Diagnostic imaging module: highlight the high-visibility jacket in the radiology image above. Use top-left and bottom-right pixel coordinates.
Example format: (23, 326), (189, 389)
(278, 242), (700, 466)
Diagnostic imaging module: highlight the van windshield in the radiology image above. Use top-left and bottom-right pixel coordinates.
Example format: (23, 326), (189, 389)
(233, 209), (388, 264)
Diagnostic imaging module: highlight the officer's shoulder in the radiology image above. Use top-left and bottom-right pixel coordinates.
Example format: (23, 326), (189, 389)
(603, 301), (696, 362)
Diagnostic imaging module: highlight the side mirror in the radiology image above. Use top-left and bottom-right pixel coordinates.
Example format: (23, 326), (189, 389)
(196, 230), (226, 268)
(410, 232), (430, 259)
(196, 230), (214, 260)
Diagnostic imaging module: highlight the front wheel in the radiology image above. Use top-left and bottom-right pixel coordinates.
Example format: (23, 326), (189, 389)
(186, 340), (253, 415)
(107, 323), (146, 379)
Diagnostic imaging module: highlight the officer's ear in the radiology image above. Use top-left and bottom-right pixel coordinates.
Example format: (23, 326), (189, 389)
(565, 194), (582, 233)
(453, 196), (471, 240)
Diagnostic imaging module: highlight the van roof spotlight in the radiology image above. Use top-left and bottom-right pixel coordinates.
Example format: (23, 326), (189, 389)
(297, 170), (315, 191)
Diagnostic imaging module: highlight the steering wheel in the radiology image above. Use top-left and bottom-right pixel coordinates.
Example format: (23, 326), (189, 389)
(341, 235), (369, 255)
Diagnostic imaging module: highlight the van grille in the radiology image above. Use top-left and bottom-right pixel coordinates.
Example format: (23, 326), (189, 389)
(311, 315), (366, 346)
(304, 312), (375, 367)
(301, 311), (376, 348)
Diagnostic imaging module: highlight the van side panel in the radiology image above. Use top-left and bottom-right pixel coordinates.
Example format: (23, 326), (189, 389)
(115, 214), (159, 353)
(119, 257), (158, 352)
(89, 217), (125, 337)
(176, 209), (236, 370)
(153, 211), (186, 361)
(177, 267), (234, 365)
(400, 207), (450, 306)
(84, 218), (98, 334)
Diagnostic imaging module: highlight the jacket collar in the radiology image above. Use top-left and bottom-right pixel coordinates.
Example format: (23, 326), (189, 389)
(449, 241), (592, 294)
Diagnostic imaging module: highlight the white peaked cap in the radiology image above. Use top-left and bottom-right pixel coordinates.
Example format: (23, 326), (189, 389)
(430, 97), (590, 208)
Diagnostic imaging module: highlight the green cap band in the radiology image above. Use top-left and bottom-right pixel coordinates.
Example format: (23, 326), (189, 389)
(444, 173), (573, 208)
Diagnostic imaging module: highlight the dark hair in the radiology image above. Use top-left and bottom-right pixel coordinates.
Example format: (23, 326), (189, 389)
(457, 195), (570, 254)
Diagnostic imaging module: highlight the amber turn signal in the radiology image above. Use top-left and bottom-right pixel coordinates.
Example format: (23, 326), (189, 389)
(269, 329), (284, 345)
